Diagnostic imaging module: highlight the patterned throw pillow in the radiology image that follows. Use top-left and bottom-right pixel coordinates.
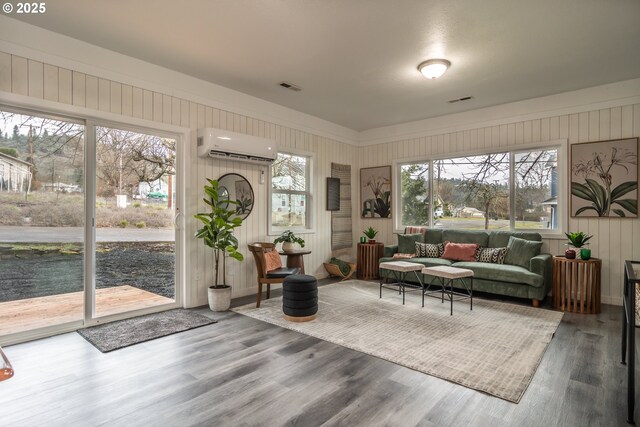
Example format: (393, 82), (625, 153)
(476, 247), (507, 264)
(415, 242), (444, 258)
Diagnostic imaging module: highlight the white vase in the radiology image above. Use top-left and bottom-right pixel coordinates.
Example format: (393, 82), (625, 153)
(208, 285), (231, 311)
(571, 247), (582, 260)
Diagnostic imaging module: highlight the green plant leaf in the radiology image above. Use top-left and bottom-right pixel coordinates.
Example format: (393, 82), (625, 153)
(574, 206), (599, 216)
(584, 179), (607, 211)
(571, 182), (597, 201)
(612, 209), (626, 217)
(613, 198), (638, 215)
(611, 181), (638, 201)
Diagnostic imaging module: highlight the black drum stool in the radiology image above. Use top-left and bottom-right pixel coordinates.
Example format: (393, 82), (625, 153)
(282, 274), (318, 322)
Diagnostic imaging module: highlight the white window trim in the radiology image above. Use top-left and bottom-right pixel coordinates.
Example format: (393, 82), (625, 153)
(393, 139), (568, 239)
(268, 147), (316, 235)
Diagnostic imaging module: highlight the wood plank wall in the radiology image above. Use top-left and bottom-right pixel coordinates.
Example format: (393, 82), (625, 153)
(0, 52), (357, 306)
(355, 105), (640, 305)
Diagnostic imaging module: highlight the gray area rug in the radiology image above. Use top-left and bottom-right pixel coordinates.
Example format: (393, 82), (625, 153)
(233, 280), (563, 403)
(78, 309), (216, 353)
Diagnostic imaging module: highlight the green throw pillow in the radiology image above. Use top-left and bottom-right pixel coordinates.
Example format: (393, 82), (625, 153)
(397, 233), (423, 254)
(504, 236), (542, 269)
(330, 257), (351, 276)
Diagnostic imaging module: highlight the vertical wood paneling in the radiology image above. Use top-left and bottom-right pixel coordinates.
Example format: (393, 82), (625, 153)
(43, 64), (58, 102)
(27, 60), (43, 98)
(109, 82), (122, 114)
(11, 56), (28, 96)
(0, 52), (11, 92)
(97, 78), (110, 111)
(4, 49), (638, 306)
(72, 72), (85, 107)
(132, 87), (143, 118)
(85, 75), (98, 110)
(58, 68), (72, 104)
(121, 84), (133, 116)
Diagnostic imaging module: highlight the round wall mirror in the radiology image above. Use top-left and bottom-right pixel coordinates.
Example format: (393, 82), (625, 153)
(218, 173), (254, 220)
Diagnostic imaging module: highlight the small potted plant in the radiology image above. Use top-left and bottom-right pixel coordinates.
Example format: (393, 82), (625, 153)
(564, 231), (593, 260)
(363, 226), (378, 244)
(274, 230), (305, 251)
(195, 179), (244, 311)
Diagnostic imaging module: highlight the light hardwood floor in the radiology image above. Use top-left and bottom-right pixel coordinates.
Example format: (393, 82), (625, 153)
(0, 286), (174, 335)
(0, 283), (635, 426)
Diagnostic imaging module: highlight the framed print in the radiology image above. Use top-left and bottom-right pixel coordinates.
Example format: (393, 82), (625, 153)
(360, 165), (391, 218)
(571, 137), (638, 217)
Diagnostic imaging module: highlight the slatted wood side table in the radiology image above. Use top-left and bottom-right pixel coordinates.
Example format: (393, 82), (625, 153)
(553, 256), (601, 314)
(357, 243), (384, 280)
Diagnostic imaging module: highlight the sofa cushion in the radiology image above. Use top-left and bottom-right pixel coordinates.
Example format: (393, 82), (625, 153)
(398, 233), (422, 254)
(504, 236), (543, 269)
(476, 247), (507, 264)
(488, 231), (542, 248)
(442, 242), (479, 261)
(442, 230), (489, 247)
(453, 261), (544, 287)
(425, 229), (443, 244)
(415, 242), (444, 258)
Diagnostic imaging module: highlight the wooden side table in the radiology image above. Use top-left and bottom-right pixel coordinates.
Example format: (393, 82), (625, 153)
(279, 250), (312, 274)
(553, 256), (601, 314)
(357, 243), (384, 280)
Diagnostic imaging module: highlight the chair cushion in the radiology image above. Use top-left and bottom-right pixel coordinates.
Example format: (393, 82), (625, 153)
(266, 267), (301, 278)
(264, 250), (282, 272)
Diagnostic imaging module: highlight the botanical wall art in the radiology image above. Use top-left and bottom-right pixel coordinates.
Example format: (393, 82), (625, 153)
(361, 165), (391, 218)
(571, 137), (638, 217)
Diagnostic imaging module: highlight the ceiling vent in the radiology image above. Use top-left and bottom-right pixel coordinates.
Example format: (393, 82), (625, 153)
(279, 81), (302, 92)
(448, 96), (473, 104)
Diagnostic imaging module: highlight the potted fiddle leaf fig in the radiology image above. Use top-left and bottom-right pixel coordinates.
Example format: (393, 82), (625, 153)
(195, 179), (244, 311)
(274, 230), (305, 251)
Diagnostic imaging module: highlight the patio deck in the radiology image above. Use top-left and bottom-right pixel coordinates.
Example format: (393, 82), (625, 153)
(0, 286), (174, 335)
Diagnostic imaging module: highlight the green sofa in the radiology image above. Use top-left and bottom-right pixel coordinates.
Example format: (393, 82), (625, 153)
(381, 229), (552, 307)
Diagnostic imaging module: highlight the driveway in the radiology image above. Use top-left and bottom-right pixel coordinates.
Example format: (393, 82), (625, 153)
(0, 226), (174, 243)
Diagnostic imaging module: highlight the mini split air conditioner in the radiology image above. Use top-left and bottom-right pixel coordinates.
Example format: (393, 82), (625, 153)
(197, 128), (276, 164)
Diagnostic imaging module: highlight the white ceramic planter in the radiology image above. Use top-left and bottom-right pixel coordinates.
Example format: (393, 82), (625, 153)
(282, 242), (295, 251)
(208, 285), (231, 311)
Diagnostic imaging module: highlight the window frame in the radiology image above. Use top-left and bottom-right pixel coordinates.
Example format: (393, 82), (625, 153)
(268, 148), (315, 235)
(393, 140), (568, 238)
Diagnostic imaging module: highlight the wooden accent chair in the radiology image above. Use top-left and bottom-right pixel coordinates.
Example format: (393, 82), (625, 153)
(248, 242), (301, 308)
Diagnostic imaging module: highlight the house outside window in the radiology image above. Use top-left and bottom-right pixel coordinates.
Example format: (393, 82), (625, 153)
(270, 151), (313, 232)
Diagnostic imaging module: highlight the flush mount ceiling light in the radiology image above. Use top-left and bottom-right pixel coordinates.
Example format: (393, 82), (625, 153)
(418, 59), (451, 79)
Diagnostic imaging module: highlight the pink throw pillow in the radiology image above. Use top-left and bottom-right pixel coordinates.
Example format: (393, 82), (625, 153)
(441, 241), (479, 262)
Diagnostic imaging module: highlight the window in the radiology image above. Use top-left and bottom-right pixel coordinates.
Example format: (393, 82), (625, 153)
(271, 151), (312, 231)
(433, 153), (510, 230)
(396, 144), (563, 234)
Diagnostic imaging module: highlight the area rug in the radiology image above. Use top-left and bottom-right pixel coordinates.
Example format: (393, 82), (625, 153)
(78, 309), (216, 353)
(232, 280), (563, 403)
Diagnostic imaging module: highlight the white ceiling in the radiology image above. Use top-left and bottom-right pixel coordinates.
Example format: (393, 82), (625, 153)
(8, 0), (640, 131)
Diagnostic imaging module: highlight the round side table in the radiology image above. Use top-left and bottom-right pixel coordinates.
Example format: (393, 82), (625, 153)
(552, 256), (601, 314)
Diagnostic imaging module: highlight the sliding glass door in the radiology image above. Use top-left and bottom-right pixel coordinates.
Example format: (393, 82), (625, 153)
(93, 125), (177, 318)
(0, 108), (180, 340)
(0, 109), (85, 335)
